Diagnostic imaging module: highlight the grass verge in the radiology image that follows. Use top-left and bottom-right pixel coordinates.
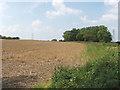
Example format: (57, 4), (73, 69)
(34, 42), (119, 88)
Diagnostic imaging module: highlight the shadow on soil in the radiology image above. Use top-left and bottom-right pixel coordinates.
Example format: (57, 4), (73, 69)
(2, 75), (37, 88)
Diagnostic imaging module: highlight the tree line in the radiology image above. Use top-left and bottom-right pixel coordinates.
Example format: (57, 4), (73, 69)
(0, 35), (20, 40)
(63, 25), (112, 42)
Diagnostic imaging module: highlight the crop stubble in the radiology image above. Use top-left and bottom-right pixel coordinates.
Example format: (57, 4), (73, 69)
(2, 40), (85, 88)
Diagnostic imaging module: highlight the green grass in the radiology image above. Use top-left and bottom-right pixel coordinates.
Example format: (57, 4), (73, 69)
(50, 42), (119, 88)
(83, 42), (118, 60)
(50, 52), (119, 88)
(34, 42), (119, 88)
(33, 82), (51, 89)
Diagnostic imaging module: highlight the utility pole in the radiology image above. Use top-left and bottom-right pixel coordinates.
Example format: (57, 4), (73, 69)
(113, 29), (115, 42)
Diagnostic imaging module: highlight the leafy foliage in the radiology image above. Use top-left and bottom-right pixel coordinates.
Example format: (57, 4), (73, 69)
(50, 43), (119, 88)
(50, 53), (119, 88)
(63, 25), (112, 42)
(63, 28), (79, 41)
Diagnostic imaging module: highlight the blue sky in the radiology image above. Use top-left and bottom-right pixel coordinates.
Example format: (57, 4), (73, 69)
(0, 0), (118, 41)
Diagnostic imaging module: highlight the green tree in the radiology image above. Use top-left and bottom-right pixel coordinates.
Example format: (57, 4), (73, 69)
(70, 28), (79, 41)
(63, 28), (79, 41)
(63, 25), (112, 42)
(76, 31), (84, 41)
(63, 31), (72, 41)
(97, 29), (112, 42)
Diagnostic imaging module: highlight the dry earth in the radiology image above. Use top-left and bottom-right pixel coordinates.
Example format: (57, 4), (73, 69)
(2, 40), (85, 88)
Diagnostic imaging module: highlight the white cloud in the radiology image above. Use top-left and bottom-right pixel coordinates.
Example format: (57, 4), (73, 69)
(81, 0), (118, 23)
(104, 0), (118, 6)
(31, 20), (53, 32)
(32, 20), (42, 27)
(104, 0), (118, 14)
(101, 14), (117, 21)
(31, 16), (67, 39)
(0, 3), (9, 17)
(81, 14), (117, 24)
(0, 3), (7, 11)
(52, 0), (64, 9)
(0, 24), (21, 37)
(31, 19), (63, 40)
(0, 24), (20, 33)
(8, 24), (20, 32)
(100, 0), (118, 21)
(108, 7), (118, 14)
(101, 0), (118, 21)
(80, 16), (98, 23)
(46, 0), (82, 18)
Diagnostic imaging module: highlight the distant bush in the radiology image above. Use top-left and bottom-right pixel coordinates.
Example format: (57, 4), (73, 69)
(13, 37), (20, 39)
(59, 40), (65, 42)
(51, 39), (57, 41)
(0, 35), (20, 39)
(50, 52), (119, 88)
(59, 40), (63, 42)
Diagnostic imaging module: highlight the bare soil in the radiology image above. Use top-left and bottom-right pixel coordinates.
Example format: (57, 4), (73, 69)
(2, 40), (85, 88)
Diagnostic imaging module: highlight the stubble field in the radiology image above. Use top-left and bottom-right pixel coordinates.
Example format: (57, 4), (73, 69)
(2, 40), (85, 88)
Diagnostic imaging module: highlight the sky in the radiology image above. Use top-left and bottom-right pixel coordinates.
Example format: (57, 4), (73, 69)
(0, 0), (119, 41)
